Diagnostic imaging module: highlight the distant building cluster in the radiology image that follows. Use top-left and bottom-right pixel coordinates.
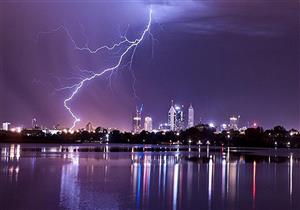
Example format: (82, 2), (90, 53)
(131, 100), (195, 134)
(0, 103), (278, 136)
(129, 100), (256, 134)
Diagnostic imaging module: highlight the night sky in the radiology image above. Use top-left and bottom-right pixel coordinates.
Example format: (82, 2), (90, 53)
(0, 0), (299, 130)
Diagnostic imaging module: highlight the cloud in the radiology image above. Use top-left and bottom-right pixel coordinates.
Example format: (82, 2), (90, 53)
(181, 18), (281, 37)
(144, 0), (291, 37)
(142, 0), (206, 22)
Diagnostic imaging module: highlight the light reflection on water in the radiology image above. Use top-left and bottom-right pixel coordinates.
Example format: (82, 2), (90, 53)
(0, 144), (299, 210)
(60, 154), (80, 210)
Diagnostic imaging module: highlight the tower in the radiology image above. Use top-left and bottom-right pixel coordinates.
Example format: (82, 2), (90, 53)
(168, 100), (185, 131)
(144, 116), (153, 132)
(168, 100), (176, 131)
(188, 104), (194, 128)
(133, 106), (142, 133)
(174, 105), (184, 131)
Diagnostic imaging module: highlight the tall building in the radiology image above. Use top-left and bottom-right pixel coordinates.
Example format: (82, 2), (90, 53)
(168, 101), (176, 131)
(168, 101), (184, 131)
(229, 116), (240, 130)
(144, 116), (153, 132)
(2, 122), (11, 131)
(175, 105), (184, 131)
(133, 106), (142, 133)
(188, 104), (194, 128)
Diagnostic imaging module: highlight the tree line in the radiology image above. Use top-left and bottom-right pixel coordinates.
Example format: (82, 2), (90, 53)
(0, 124), (299, 148)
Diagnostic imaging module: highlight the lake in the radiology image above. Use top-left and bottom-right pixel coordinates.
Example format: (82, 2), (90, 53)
(0, 144), (299, 210)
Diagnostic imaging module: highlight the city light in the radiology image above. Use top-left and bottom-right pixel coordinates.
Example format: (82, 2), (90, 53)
(221, 124), (227, 129)
(10, 127), (22, 133)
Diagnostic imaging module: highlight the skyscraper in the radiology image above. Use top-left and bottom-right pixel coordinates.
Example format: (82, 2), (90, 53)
(188, 104), (194, 128)
(144, 116), (153, 132)
(133, 106), (142, 133)
(168, 101), (176, 131)
(168, 101), (184, 131)
(174, 105), (184, 131)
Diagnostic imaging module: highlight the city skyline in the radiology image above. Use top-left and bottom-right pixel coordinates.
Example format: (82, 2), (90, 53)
(0, 1), (299, 130)
(0, 99), (297, 132)
(0, 100), (274, 133)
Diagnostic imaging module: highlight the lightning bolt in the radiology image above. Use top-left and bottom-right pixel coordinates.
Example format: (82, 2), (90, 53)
(55, 8), (153, 130)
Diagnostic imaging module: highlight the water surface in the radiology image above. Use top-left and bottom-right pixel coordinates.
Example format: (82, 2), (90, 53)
(0, 144), (299, 210)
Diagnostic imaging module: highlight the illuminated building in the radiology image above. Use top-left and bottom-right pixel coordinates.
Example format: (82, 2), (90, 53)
(144, 116), (153, 132)
(174, 105), (185, 131)
(168, 101), (185, 131)
(229, 116), (240, 130)
(188, 104), (194, 128)
(168, 101), (176, 131)
(158, 123), (171, 132)
(2, 122), (10, 131)
(133, 106), (142, 133)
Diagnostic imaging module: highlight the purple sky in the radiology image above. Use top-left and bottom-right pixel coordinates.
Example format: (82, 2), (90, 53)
(0, 0), (299, 131)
